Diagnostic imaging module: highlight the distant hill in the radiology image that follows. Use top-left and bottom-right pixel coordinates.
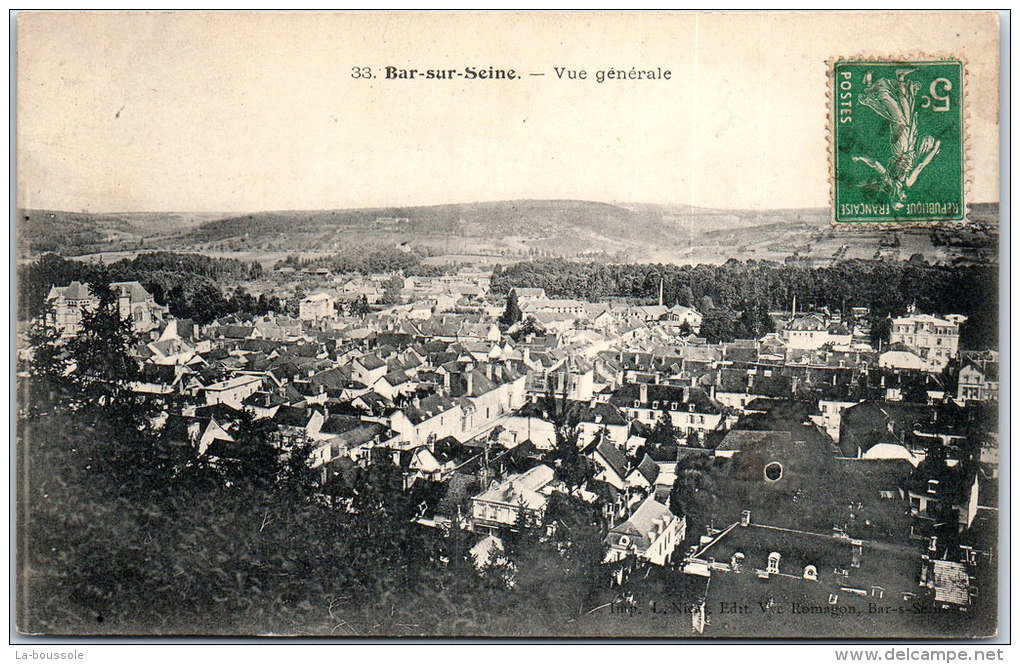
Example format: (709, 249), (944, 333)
(16, 200), (998, 266)
(143, 200), (842, 259)
(17, 210), (219, 256)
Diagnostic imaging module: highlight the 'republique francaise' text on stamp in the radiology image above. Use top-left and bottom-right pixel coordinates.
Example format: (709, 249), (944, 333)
(833, 59), (964, 224)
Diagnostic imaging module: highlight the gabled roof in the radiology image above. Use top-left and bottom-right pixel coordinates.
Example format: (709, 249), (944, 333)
(356, 354), (386, 370)
(788, 314), (827, 331)
(473, 464), (555, 510)
(606, 495), (677, 552)
(932, 560), (971, 607)
(275, 404), (316, 428)
(589, 438), (629, 481)
(402, 394), (460, 425)
(48, 280), (92, 300)
(717, 429), (792, 452)
(382, 370), (412, 386)
(310, 366), (355, 390)
(219, 325), (255, 339)
(633, 453), (661, 485)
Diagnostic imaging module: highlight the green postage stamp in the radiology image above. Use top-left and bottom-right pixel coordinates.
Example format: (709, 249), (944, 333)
(832, 59), (965, 224)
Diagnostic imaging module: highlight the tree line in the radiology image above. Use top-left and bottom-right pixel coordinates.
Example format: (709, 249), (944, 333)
(491, 258), (998, 349)
(273, 247), (450, 278)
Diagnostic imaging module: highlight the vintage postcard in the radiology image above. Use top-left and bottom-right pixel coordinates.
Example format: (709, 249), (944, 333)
(14, 11), (1002, 640)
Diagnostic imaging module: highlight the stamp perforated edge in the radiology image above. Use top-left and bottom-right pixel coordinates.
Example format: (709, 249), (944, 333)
(826, 54), (972, 230)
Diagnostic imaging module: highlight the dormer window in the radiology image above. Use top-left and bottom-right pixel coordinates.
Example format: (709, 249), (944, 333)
(652, 400), (659, 409)
(670, 402), (678, 411)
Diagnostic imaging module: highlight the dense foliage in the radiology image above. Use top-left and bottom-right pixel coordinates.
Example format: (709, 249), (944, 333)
(274, 247), (448, 277)
(491, 258), (998, 348)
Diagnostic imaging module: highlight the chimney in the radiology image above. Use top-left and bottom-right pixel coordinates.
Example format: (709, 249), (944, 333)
(639, 383), (648, 405)
(485, 362), (493, 381)
(466, 371), (474, 396)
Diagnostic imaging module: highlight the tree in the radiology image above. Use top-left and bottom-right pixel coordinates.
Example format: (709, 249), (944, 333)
(380, 276), (404, 306)
(645, 413), (680, 461)
(870, 315), (893, 349)
(25, 300), (69, 388)
(540, 390), (593, 491)
(66, 278), (140, 404)
(509, 315), (545, 342)
(220, 412), (285, 491)
(499, 289), (523, 328)
(669, 459), (717, 540)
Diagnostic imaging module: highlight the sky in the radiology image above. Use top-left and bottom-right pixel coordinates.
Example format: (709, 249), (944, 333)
(16, 11), (1001, 213)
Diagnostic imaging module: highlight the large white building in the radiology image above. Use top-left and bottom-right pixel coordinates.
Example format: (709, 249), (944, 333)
(889, 313), (964, 370)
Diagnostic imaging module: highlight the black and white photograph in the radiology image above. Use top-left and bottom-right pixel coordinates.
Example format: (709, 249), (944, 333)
(12, 10), (1006, 645)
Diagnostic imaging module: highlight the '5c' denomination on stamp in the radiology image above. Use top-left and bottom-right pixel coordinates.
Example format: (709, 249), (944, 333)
(833, 59), (964, 224)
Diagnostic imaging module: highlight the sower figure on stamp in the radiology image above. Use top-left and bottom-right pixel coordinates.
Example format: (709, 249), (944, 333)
(852, 69), (941, 211)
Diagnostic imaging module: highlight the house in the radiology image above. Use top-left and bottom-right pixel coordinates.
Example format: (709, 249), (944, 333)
(604, 495), (686, 566)
(130, 363), (191, 395)
(889, 313), (963, 370)
(241, 390), (289, 420)
(782, 315), (831, 350)
(202, 375), (263, 409)
(663, 305), (704, 332)
(625, 453), (661, 491)
(471, 464), (557, 530)
(388, 444), (445, 489)
(906, 460), (981, 531)
(469, 534), (509, 572)
(715, 429), (792, 459)
(299, 292), (336, 321)
(46, 280), (168, 337)
(512, 287), (547, 302)
(275, 405), (325, 448)
(163, 414), (235, 457)
(610, 383), (724, 439)
(879, 347), (929, 372)
(390, 394), (463, 447)
(353, 354), (388, 386)
(375, 370), (416, 400)
(585, 437), (631, 491)
(957, 353), (999, 402)
(312, 417), (392, 467)
(146, 336), (197, 366)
